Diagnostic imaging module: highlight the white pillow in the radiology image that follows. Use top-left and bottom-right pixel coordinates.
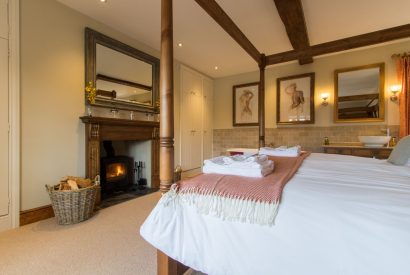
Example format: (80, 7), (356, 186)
(388, 135), (410, 166)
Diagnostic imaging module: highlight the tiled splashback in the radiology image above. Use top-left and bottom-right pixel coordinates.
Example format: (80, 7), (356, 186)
(213, 125), (399, 156)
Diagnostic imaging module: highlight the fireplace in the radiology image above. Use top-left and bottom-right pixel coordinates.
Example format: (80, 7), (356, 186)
(100, 155), (134, 193)
(80, 116), (160, 205)
(100, 141), (134, 194)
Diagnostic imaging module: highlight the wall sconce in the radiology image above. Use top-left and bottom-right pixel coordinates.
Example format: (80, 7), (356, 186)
(390, 85), (401, 101)
(321, 93), (329, 106)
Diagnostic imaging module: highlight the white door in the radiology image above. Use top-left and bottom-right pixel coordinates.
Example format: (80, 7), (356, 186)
(180, 68), (203, 171)
(202, 78), (213, 161)
(0, 0), (9, 224)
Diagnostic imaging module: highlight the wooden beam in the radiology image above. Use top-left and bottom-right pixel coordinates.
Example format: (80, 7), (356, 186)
(273, 0), (313, 64)
(266, 24), (410, 65)
(194, 0), (261, 64)
(258, 54), (266, 148)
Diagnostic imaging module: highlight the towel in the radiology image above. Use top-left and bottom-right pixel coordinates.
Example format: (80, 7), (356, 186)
(223, 154), (268, 164)
(203, 160), (274, 178)
(204, 155), (270, 169)
(259, 146), (301, 157)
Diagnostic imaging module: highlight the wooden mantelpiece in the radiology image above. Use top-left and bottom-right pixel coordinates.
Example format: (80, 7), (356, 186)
(80, 116), (160, 201)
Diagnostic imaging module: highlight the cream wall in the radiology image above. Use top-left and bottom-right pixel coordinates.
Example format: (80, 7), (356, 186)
(214, 39), (410, 129)
(20, 0), (165, 210)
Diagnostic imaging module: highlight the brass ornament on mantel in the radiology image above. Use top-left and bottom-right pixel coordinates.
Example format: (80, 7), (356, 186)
(85, 81), (96, 104)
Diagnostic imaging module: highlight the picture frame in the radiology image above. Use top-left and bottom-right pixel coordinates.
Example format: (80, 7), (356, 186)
(276, 73), (315, 125)
(233, 82), (260, 126)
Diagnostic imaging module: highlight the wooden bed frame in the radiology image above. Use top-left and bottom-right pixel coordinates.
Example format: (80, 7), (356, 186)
(157, 0), (410, 274)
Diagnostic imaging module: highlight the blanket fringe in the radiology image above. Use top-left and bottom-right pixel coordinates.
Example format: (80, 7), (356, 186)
(160, 184), (279, 226)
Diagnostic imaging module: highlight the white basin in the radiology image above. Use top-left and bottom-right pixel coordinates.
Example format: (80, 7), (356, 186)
(358, 136), (391, 148)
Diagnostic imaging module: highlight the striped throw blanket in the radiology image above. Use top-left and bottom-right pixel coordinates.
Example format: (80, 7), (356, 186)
(163, 152), (310, 225)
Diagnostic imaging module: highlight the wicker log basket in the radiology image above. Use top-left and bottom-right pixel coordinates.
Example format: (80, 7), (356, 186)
(46, 175), (100, 225)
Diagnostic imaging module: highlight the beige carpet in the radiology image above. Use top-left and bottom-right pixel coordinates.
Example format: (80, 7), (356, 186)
(0, 192), (160, 275)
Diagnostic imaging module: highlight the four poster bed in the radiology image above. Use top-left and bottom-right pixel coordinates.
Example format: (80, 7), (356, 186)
(143, 0), (410, 274)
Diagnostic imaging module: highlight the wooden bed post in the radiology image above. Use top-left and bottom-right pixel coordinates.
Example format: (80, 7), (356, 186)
(159, 0), (174, 194)
(158, 0), (179, 274)
(259, 54), (266, 148)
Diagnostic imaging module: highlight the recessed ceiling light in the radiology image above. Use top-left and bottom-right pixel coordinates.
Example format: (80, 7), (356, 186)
(100, 0), (107, 3)
(178, 43), (183, 47)
(214, 66), (218, 70)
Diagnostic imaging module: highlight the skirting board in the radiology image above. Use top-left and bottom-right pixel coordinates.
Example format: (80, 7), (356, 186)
(20, 187), (102, 226)
(20, 205), (54, 226)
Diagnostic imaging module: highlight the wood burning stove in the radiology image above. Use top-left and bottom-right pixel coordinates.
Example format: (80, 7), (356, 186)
(100, 141), (134, 194)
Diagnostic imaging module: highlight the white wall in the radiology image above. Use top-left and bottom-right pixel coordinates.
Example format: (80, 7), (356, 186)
(20, 0), (163, 210)
(129, 141), (152, 187)
(214, 40), (410, 129)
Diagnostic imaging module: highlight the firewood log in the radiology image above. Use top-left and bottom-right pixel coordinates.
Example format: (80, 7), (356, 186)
(67, 180), (79, 190)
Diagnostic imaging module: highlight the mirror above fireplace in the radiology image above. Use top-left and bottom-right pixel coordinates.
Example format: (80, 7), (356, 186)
(85, 28), (160, 113)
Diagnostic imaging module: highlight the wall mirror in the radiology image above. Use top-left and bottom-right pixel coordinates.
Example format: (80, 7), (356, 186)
(85, 28), (159, 113)
(334, 63), (385, 123)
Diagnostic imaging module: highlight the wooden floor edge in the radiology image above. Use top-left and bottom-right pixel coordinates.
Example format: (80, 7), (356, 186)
(20, 204), (55, 226)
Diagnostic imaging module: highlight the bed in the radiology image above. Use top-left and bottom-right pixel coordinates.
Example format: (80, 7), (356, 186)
(141, 153), (410, 275)
(152, 1), (410, 274)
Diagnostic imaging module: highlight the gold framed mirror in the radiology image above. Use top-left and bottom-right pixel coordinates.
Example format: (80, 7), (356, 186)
(85, 28), (159, 113)
(334, 63), (385, 123)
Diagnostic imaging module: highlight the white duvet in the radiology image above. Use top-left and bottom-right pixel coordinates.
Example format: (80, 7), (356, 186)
(140, 153), (410, 275)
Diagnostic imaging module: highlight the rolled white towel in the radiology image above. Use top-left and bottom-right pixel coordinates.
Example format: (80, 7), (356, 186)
(222, 154), (268, 165)
(259, 145), (301, 157)
(204, 156), (227, 166)
(203, 160), (274, 178)
(205, 155), (270, 169)
(206, 159), (273, 171)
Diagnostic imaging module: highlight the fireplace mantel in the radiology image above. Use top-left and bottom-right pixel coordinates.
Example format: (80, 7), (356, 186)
(80, 116), (160, 199)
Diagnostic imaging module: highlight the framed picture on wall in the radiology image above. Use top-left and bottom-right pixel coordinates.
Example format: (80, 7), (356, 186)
(276, 73), (315, 125)
(233, 82), (260, 126)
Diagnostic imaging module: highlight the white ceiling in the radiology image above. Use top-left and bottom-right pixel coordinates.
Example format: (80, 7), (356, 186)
(57, 0), (410, 78)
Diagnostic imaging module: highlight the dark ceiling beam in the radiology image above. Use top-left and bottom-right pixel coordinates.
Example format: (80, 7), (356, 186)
(273, 0), (313, 64)
(266, 24), (410, 65)
(194, 0), (262, 65)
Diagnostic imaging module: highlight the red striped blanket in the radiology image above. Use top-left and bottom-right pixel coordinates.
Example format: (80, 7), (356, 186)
(165, 152), (310, 225)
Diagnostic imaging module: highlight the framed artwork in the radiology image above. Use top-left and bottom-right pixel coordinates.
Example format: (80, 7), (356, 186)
(276, 73), (315, 125)
(233, 82), (259, 126)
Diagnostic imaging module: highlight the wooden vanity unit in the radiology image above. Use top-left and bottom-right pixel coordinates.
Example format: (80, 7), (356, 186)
(323, 143), (393, 159)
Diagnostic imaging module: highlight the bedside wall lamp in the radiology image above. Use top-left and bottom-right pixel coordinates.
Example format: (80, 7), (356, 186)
(321, 93), (329, 106)
(390, 85), (401, 101)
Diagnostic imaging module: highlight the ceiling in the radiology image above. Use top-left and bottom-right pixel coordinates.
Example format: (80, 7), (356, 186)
(57, 0), (410, 78)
